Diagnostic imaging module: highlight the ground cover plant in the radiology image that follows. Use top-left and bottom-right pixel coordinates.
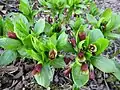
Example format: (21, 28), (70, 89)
(0, 0), (120, 89)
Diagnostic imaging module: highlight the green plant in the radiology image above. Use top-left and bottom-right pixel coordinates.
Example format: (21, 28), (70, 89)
(0, 0), (120, 89)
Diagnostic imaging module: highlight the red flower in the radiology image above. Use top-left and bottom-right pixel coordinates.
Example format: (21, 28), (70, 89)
(78, 51), (84, 59)
(63, 67), (71, 76)
(32, 64), (42, 75)
(64, 55), (74, 64)
(89, 71), (95, 80)
(78, 32), (86, 41)
(7, 31), (17, 39)
(81, 63), (88, 72)
(70, 38), (76, 47)
(64, 57), (71, 64)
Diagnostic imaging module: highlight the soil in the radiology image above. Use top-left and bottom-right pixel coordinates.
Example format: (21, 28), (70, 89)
(0, 0), (120, 90)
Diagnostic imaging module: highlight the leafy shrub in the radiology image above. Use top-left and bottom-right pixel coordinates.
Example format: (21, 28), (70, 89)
(0, 0), (120, 89)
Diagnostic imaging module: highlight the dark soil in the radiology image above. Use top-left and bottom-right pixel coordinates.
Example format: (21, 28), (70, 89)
(0, 0), (120, 90)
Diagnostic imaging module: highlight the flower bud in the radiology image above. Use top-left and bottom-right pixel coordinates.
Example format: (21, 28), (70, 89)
(78, 32), (86, 41)
(63, 67), (71, 76)
(32, 64), (42, 75)
(64, 55), (74, 64)
(89, 44), (97, 53)
(78, 51), (86, 62)
(81, 63), (89, 74)
(70, 38), (76, 47)
(64, 57), (71, 64)
(7, 31), (17, 39)
(49, 49), (57, 60)
(89, 71), (95, 80)
(78, 51), (84, 59)
(81, 63), (88, 71)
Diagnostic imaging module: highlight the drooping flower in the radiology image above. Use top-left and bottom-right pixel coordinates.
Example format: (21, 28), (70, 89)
(63, 67), (71, 76)
(64, 55), (74, 64)
(78, 51), (86, 62)
(49, 49), (57, 60)
(32, 64), (42, 75)
(70, 38), (76, 47)
(7, 31), (17, 39)
(81, 63), (88, 71)
(89, 71), (95, 80)
(81, 63), (89, 74)
(88, 44), (97, 53)
(78, 32), (86, 41)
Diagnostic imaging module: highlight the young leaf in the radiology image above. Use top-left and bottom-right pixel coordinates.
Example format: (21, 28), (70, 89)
(34, 64), (54, 88)
(104, 33), (120, 39)
(26, 49), (42, 62)
(112, 61), (120, 80)
(57, 31), (74, 52)
(31, 36), (45, 52)
(0, 38), (22, 50)
(106, 13), (120, 31)
(34, 18), (45, 36)
(50, 57), (66, 68)
(72, 63), (89, 88)
(91, 56), (117, 73)
(94, 38), (109, 55)
(0, 50), (17, 66)
(101, 8), (112, 22)
(19, 0), (31, 15)
(86, 14), (97, 25)
(89, 29), (104, 43)
(23, 35), (33, 49)
(14, 14), (29, 40)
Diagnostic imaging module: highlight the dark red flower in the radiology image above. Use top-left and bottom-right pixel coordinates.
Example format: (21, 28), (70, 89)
(7, 31), (17, 39)
(78, 51), (84, 59)
(63, 67), (71, 76)
(81, 63), (88, 72)
(78, 32), (86, 41)
(64, 57), (71, 64)
(32, 64), (42, 75)
(49, 49), (57, 60)
(89, 71), (95, 80)
(70, 38), (76, 47)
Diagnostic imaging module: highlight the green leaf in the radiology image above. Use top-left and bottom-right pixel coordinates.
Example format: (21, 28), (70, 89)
(34, 18), (45, 36)
(94, 38), (109, 55)
(26, 49), (42, 62)
(49, 33), (57, 46)
(105, 33), (120, 39)
(86, 14), (97, 25)
(91, 56), (117, 73)
(113, 71), (120, 80)
(19, 0), (31, 15)
(89, 29), (104, 43)
(4, 18), (14, 31)
(101, 8), (112, 22)
(31, 36), (45, 52)
(106, 13), (120, 31)
(14, 14), (29, 40)
(0, 50), (17, 66)
(0, 38), (22, 50)
(112, 61), (120, 80)
(57, 31), (74, 52)
(22, 35), (33, 49)
(34, 64), (54, 88)
(50, 57), (66, 68)
(44, 22), (52, 36)
(72, 63), (89, 88)
(0, 16), (3, 35)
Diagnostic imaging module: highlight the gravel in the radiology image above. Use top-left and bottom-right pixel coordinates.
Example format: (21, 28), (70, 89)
(95, 0), (120, 12)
